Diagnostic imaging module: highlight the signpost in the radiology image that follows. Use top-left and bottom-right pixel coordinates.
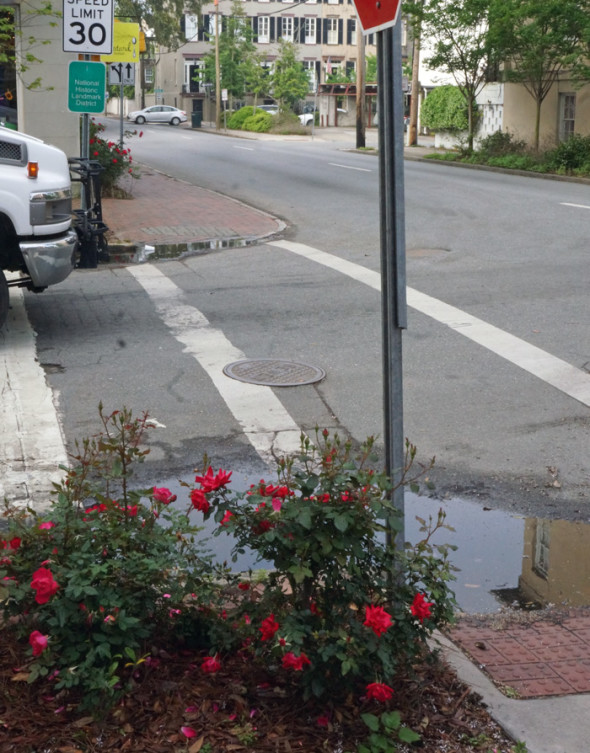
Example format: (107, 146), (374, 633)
(351, 0), (406, 544)
(63, 0), (114, 55)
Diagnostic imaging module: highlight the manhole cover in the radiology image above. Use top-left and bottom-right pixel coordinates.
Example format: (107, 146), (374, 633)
(223, 359), (325, 387)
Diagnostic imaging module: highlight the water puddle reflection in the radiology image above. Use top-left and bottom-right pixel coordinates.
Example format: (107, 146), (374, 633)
(122, 238), (255, 264)
(156, 474), (590, 616)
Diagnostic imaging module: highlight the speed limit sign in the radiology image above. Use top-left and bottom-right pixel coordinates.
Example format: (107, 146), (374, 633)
(63, 0), (114, 55)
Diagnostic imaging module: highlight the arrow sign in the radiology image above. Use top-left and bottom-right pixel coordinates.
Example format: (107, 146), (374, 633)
(108, 62), (135, 85)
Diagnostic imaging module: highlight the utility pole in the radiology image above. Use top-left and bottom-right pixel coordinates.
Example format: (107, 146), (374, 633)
(407, 8), (422, 146)
(215, 0), (221, 130)
(356, 24), (366, 149)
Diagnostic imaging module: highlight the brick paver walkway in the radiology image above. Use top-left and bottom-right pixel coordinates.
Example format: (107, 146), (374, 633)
(101, 166), (282, 247)
(448, 609), (590, 698)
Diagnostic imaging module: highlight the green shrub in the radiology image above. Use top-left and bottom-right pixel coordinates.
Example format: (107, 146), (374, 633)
(1, 409), (456, 718)
(420, 85), (469, 133)
(0, 406), (226, 712)
(196, 431), (457, 702)
(227, 105), (255, 129)
(477, 130), (527, 158)
(88, 119), (139, 195)
(243, 110), (273, 132)
(547, 134), (590, 173)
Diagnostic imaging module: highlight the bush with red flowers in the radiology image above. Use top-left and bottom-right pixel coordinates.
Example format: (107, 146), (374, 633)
(88, 119), (140, 195)
(0, 405), (456, 744)
(188, 430), (457, 705)
(0, 406), (228, 712)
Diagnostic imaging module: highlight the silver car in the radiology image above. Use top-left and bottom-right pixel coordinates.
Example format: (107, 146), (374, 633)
(128, 105), (187, 126)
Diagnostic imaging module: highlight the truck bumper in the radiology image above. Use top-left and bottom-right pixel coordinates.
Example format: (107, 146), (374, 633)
(19, 230), (79, 289)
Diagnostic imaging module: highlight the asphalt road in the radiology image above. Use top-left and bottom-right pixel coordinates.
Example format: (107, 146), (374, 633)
(5, 121), (589, 521)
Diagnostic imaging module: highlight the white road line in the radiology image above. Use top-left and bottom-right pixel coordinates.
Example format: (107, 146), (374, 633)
(561, 202), (590, 210)
(234, 146), (254, 151)
(126, 265), (303, 464)
(329, 163), (372, 172)
(271, 240), (590, 408)
(0, 289), (68, 509)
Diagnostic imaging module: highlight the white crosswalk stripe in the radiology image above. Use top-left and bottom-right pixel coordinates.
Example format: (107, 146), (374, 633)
(126, 264), (304, 465)
(0, 289), (68, 509)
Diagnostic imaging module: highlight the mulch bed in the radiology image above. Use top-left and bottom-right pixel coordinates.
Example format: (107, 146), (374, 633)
(0, 637), (519, 753)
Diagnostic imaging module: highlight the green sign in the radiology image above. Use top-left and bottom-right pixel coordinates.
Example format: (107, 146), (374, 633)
(68, 61), (106, 114)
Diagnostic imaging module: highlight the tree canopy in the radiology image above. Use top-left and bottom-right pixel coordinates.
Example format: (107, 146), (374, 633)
(405, 0), (495, 150)
(271, 40), (310, 110)
(202, 3), (258, 108)
(488, 0), (590, 149)
(115, 0), (202, 50)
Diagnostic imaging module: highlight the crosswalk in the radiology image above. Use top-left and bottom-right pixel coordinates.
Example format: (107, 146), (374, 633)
(2, 241), (589, 508)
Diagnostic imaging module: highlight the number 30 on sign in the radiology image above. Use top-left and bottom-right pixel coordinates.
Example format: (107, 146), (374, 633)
(63, 0), (114, 55)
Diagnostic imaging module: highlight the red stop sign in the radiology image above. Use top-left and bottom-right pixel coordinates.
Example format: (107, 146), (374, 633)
(353, 0), (402, 34)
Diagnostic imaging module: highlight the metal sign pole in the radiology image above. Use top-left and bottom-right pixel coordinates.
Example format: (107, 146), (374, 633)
(377, 21), (407, 546)
(120, 81), (124, 145)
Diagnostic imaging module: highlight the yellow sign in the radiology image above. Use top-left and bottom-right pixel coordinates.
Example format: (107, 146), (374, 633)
(102, 22), (140, 63)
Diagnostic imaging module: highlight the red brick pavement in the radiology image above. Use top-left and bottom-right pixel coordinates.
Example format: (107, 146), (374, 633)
(101, 166), (283, 247)
(448, 609), (590, 699)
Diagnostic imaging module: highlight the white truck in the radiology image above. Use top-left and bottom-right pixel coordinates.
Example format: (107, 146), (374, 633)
(0, 127), (79, 329)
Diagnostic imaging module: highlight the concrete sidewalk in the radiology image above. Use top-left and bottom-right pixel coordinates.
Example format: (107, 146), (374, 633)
(98, 134), (590, 753)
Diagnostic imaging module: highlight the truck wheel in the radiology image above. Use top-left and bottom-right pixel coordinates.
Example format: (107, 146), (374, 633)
(0, 270), (9, 330)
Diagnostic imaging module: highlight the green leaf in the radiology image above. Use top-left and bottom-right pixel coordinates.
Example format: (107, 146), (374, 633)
(381, 710), (401, 730)
(298, 508), (312, 529)
(333, 514), (349, 532)
(398, 726), (421, 743)
(361, 713), (380, 732)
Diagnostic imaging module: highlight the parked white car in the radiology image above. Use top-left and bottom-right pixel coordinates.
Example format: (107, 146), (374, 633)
(299, 112), (314, 126)
(128, 106), (187, 125)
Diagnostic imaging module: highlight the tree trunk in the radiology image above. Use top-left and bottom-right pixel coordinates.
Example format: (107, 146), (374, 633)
(356, 30), (366, 149)
(534, 98), (541, 152)
(467, 98), (474, 152)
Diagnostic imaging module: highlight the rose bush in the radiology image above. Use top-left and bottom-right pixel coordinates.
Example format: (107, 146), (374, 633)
(187, 429), (457, 701)
(0, 406), (228, 711)
(88, 119), (140, 195)
(0, 406), (456, 739)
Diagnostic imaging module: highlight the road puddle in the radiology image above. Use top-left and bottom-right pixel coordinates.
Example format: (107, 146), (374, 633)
(156, 473), (589, 616)
(128, 238), (254, 263)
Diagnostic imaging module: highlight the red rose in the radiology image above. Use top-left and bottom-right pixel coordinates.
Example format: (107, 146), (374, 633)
(253, 519), (273, 534)
(190, 488), (210, 514)
(366, 682), (394, 702)
(282, 652), (311, 671)
(201, 656), (221, 673)
(31, 567), (59, 605)
(195, 467), (232, 492)
(153, 487), (176, 505)
(259, 614), (279, 641)
(29, 630), (49, 657)
(2, 537), (21, 550)
(363, 604), (393, 637)
(220, 510), (233, 526)
(411, 593), (433, 623)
